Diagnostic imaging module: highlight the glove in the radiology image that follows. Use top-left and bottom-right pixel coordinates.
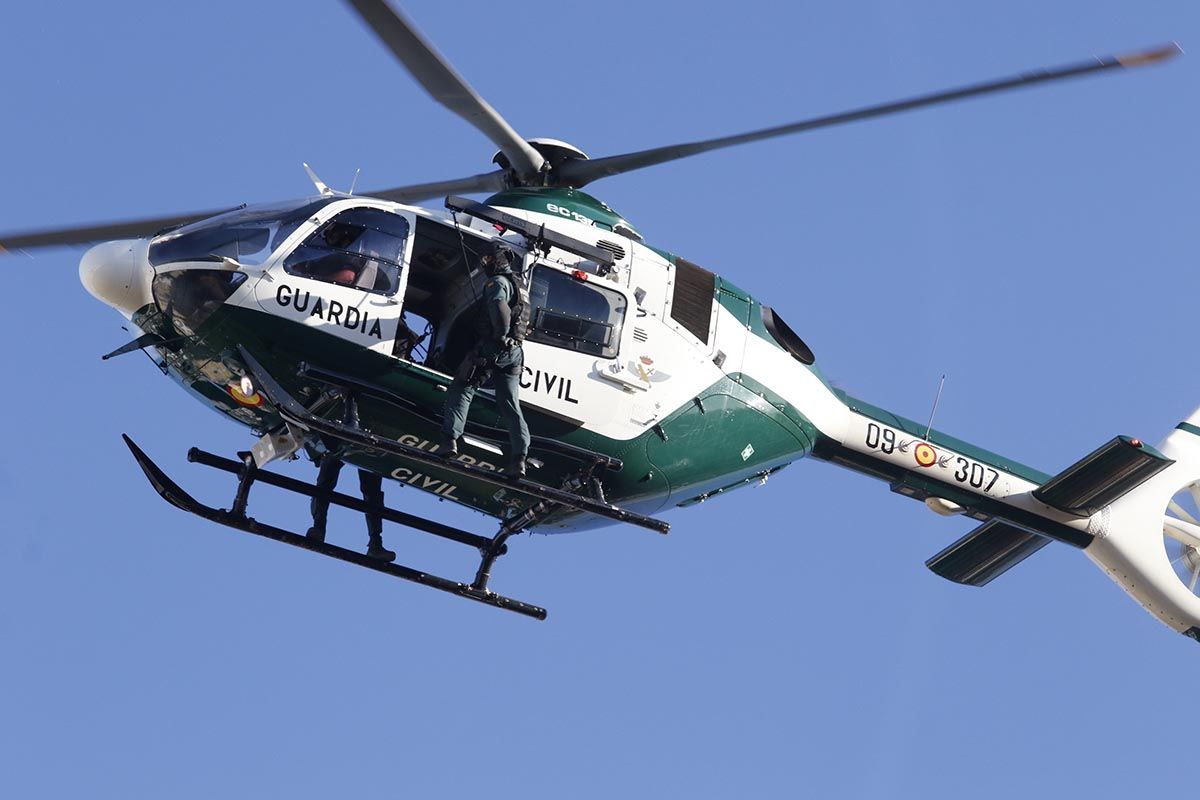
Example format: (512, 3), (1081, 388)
(465, 357), (493, 388)
(500, 336), (518, 350)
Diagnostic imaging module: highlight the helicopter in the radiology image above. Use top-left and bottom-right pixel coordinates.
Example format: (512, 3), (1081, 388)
(3, 0), (1198, 636)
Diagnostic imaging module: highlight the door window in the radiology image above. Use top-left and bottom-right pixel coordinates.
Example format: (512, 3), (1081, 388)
(283, 207), (409, 296)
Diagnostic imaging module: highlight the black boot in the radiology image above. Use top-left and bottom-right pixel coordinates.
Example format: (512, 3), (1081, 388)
(439, 436), (460, 458)
(503, 458), (526, 480)
(366, 534), (396, 563)
(307, 456), (343, 543)
(359, 470), (395, 562)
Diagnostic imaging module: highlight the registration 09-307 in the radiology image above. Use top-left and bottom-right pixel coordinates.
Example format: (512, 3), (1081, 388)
(863, 421), (999, 493)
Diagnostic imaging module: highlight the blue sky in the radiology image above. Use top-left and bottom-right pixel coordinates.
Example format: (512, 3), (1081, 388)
(2, 1), (1198, 797)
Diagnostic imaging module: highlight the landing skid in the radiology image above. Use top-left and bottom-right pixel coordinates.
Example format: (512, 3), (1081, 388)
(122, 434), (548, 620)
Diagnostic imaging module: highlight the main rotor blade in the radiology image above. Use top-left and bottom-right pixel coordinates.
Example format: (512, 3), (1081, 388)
(0, 207), (232, 253)
(0, 168), (509, 254)
(363, 169), (509, 204)
(344, 0), (546, 180)
(557, 43), (1182, 188)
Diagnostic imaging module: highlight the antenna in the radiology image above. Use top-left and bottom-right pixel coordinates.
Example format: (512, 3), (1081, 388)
(924, 374), (946, 441)
(348, 168), (361, 195)
(302, 162), (333, 196)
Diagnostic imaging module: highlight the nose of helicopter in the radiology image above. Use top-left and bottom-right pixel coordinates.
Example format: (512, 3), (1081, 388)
(79, 239), (154, 316)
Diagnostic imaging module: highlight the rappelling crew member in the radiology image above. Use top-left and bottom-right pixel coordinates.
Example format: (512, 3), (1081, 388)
(306, 448), (396, 563)
(440, 241), (530, 478)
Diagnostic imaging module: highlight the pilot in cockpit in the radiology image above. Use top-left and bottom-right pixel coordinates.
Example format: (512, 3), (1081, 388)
(297, 222), (362, 286)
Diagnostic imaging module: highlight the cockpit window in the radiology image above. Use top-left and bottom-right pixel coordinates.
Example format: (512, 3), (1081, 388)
(151, 269), (247, 337)
(148, 198), (336, 267)
(528, 265), (626, 358)
(283, 207), (409, 296)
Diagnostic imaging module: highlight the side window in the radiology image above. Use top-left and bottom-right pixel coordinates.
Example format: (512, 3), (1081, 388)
(528, 266), (627, 358)
(283, 207), (409, 296)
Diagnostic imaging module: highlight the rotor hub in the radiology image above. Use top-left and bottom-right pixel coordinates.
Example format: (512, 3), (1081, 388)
(492, 139), (589, 185)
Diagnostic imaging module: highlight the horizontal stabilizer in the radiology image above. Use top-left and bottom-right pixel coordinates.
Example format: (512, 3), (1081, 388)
(1033, 436), (1173, 517)
(926, 520), (1050, 587)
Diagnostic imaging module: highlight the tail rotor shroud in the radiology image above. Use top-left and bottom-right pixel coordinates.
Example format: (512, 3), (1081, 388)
(1163, 482), (1200, 595)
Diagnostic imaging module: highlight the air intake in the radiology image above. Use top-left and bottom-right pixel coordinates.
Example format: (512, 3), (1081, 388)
(595, 239), (626, 262)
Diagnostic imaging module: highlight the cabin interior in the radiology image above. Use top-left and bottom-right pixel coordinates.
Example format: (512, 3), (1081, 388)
(399, 216), (495, 373)
(283, 207), (630, 375)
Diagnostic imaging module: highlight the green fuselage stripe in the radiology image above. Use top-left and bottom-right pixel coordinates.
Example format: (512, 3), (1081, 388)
(1177, 422), (1200, 438)
(839, 392), (1051, 485)
(809, 435), (1091, 548)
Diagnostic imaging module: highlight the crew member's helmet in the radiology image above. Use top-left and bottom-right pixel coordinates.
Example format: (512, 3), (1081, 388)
(482, 241), (516, 274)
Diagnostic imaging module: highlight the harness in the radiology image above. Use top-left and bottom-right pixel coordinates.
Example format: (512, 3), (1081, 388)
(501, 272), (531, 345)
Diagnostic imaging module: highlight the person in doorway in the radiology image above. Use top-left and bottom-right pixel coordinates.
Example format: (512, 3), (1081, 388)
(440, 241), (530, 478)
(296, 222), (362, 285)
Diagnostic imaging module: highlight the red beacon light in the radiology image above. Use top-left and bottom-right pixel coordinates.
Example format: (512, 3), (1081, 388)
(572, 269), (589, 281)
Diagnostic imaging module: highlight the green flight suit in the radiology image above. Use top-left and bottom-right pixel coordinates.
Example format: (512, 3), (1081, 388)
(441, 271), (530, 465)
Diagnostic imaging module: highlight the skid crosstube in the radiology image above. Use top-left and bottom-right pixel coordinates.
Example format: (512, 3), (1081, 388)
(122, 434), (548, 620)
(237, 346), (670, 535)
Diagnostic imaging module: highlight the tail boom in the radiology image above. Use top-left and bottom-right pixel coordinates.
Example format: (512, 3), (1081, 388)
(816, 396), (1200, 639)
(815, 400), (1097, 547)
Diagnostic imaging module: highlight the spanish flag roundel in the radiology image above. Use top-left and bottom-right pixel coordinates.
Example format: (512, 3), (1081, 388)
(227, 383), (264, 407)
(914, 442), (937, 468)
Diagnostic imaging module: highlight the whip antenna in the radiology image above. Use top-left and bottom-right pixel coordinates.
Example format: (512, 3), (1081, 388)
(924, 374), (946, 441)
(302, 162), (333, 196)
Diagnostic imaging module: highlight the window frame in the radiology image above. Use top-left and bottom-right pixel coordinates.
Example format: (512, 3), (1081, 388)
(526, 264), (628, 360)
(281, 206), (410, 297)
